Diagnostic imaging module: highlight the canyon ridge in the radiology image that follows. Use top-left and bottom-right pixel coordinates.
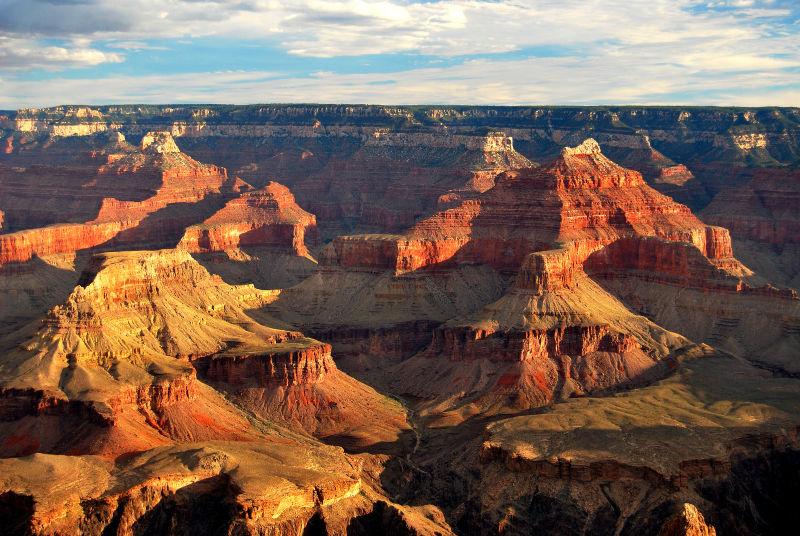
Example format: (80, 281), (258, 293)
(0, 104), (799, 535)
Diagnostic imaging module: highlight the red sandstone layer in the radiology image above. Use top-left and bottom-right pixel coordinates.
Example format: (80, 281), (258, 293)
(0, 131), (233, 265)
(325, 139), (740, 276)
(586, 236), (795, 298)
(179, 181), (317, 256)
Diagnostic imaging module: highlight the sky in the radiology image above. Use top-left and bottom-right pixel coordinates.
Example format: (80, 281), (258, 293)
(0, 0), (798, 108)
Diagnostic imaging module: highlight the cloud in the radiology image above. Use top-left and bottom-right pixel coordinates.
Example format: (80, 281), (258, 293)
(0, 36), (123, 69)
(1, 51), (797, 108)
(0, 0), (797, 105)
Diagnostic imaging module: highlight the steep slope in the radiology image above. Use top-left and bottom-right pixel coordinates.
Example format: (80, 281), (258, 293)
(290, 130), (534, 237)
(0, 131), (134, 232)
(0, 249), (407, 457)
(585, 236), (800, 375)
(0, 131), (234, 266)
(0, 132), (248, 338)
(369, 141), (762, 417)
(390, 248), (693, 419)
(263, 140), (752, 382)
(0, 440), (457, 536)
(702, 165), (800, 289)
(321, 139), (743, 276)
(471, 353), (800, 535)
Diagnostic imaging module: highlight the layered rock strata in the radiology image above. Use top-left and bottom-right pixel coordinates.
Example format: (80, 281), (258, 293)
(179, 181), (317, 256)
(390, 247), (692, 417)
(0, 249), (406, 456)
(0, 131), (233, 266)
(322, 140), (743, 277)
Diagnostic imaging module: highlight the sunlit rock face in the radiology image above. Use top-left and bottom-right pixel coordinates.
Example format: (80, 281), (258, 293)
(0, 105), (799, 536)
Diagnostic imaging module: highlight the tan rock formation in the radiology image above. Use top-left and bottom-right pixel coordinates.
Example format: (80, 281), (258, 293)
(0, 249), (407, 456)
(390, 246), (691, 418)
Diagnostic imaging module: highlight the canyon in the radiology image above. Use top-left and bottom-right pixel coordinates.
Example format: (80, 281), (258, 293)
(0, 104), (798, 535)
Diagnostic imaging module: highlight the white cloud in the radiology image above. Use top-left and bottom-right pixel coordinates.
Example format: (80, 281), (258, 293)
(1, 52), (797, 108)
(0, 0), (797, 105)
(0, 36), (123, 69)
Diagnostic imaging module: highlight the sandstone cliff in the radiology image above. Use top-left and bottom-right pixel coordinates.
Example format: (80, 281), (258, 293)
(0, 249), (406, 456)
(390, 246), (691, 417)
(322, 139), (743, 277)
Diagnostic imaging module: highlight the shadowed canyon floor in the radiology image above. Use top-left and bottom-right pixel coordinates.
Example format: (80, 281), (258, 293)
(0, 105), (799, 535)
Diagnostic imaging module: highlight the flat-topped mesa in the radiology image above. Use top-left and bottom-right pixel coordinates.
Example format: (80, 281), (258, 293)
(320, 234), (441, 273)
(367, 129), (516, 152)
(655, 164), (695, 186)
(201, 342), (335, 387)
(0, 221), (130, 266)
(179, 181), (317, 256)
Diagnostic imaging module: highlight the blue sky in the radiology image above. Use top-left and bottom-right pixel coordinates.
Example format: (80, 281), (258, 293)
(0, 0), (798, 107)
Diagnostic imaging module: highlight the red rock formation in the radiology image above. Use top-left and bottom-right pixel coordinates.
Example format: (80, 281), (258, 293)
(326, 139), (741, 275)
(290, 131), (533, 237)
(390, 247), (689, 415)
(202, 342), (335, 386)
(0, 221), (128, 265)
(179, 181), (317, 256)
(655, 164), (695, 186)
(0, 132), (233, 265)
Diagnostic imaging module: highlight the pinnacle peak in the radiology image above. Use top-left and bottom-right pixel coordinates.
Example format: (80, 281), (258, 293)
(140, 131), (180, 154)
(561, 138), (602, 157)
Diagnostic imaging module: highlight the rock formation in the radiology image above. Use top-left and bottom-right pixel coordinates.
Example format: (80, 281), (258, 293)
(660, 504), (717, 536)
(0, 249), (407, 457)
(320, 139), (743, 276)
(180, 181), (317, 256)
(179, 181), (319, 289)
(702, 165), (800, 289)
(390, 247), (692, 417)
(2, 105), (800, 535)
(0, 131), (233, 266)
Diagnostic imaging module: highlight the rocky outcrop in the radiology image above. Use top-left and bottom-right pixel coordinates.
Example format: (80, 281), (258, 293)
(703, 166), (800, 247)
(0, 248), (407, 453)
(701, 166), (800, 289)
(179, 181), (317, 256)
(324, 139), (743, 276)
(584, 236), (785, 295)
(514, 247), (583, 293)
(0, 440), (390, 536)
(201, 342), (335, 386)
(390, 247), (689, 416)
(288, 130), (533, 237)
(464, 353), (800, 535)
(0, 221), (129, 265)
(0, 132), (235, 266)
